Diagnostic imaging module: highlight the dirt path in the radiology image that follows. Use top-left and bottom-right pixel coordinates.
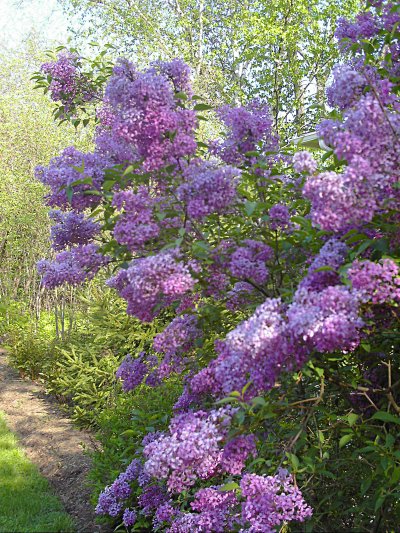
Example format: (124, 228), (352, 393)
(0, 349), (109, 532)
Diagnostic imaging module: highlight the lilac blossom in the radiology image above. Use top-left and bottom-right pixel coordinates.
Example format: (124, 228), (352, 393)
(177, 161), (239, 219)
(104, 59), (197, 171)
(268, 204), (292, 232)
(153, 314), (201, 357)
(210, 100), (278, 165)
(229, 240), (273, 285)
(49, 210), (100, 250)
(35, 147), (108, 211)
(220, 434), (257, 475)
(293, 151), (318, 174)
(143, 408), (234, 492)
(122, 508), (136, 527)
(108, 250), (196, 321)
(300, 239), (348, 291)
(326, 64), (366, 110)
(288, 285), (363, 353)
(112, 187), (160, 251)
(240, 471), (313, 531)
(37, 244), (108, 288)
(116, 353), (150, 392)
(348, 259), (400, 304)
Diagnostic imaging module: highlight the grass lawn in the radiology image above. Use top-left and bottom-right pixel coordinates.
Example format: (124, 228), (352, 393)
(0, 411), (75, 533)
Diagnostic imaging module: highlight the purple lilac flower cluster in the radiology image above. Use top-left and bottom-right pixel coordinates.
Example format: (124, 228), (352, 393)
(293, 151), (318, 174)
(49, 210), (100, 250)
(267, 204), (292, 232)
(112, 187), (160, 252)
(153, 314), (201, 358)
(177, 161), (239, 219)
(108, 250), (196, 321)
(225, 282), (254, 311)
(37, 244), (108, 288)
(41, 52), (94, 111)
(300, 239), (348, 291)
(348, 259), (400, 304)
(96, 458), (142, 518)
(116, 353), (153, 392)
(35, 147), (108, 211)
(229, 240), (273, 285)
(104, 59), (197, 171)
(143, 407), (236, 492)
(240, 470), (313, 531)
(211, 99), (279, 165)
(288, 285), (363, 353)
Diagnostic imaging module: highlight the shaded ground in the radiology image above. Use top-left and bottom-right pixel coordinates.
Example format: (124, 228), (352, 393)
(0, 349), (109, 533)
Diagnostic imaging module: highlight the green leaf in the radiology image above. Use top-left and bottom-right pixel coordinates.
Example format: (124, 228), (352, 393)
(194, 103), (213, 111)
(219, 482), (239, 492)
(347, 413), (359, 427)
(339, 433), (353, 448)
(371, 411), (400, 425)
(244, 201), (258, 216)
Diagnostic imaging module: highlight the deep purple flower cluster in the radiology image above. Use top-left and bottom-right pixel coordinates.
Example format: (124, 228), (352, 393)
(300, 239), (348, 291)
(348, 259), (400, 304)
(108, 250), (196, 321)
(37, 244), (108, 288)
(143, 407), (234, 492)
(211, 99), (278, 165)
(220, 435), (257, 475)
(335, 12), (379, 49)
(177, 161), (239, 219)
(268, 204), (292, 232)
(229, 240), (273, 285)
(153, 58), (193, 96)
(226, 282), (254, 311)
(104, 59), (197, 171)
(116, 353), (150, 392)
(112, 187), (160, 251)
(49, 210), (100, 250)
(153, 314), (201, 357)
(95, 458), (142, 517)
(293, 151), (317, 174)
(35, 146), (107, 211)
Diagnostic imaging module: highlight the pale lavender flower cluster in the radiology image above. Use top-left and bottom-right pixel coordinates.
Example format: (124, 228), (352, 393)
(112, 187), (160, 251)
(229, 240), (273, 285)
(37, 244), (108, 288)
(293, 151), (318, 174)
(348, 258), (400, 304)
(288, 285), (363, 353)
(268, 204), (292, 232)
(240, 471), (313, 531)
(177, 162), (239, 219)
(300, 239), (348, 291)
(108, 250), (196, 321)
(104, 59), (197, 171)
(49, 210), (100, 250)
(95, 127), (137, 166)
(143, 408), (234, 492)
(211, 100), (278, 165)
(35, 146), (107, 211)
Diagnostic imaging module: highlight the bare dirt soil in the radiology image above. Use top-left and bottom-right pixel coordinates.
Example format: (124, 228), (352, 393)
(0, 349), (110, 532)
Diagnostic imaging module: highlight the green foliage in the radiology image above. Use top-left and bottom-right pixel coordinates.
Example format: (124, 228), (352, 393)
(0, 412), (75, 533)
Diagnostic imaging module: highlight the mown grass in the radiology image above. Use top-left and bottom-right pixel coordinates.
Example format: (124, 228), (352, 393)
(0, 412), (75, 533)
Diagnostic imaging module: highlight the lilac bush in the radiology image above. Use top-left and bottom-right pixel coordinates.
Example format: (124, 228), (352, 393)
(35, 1), (400, 529)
